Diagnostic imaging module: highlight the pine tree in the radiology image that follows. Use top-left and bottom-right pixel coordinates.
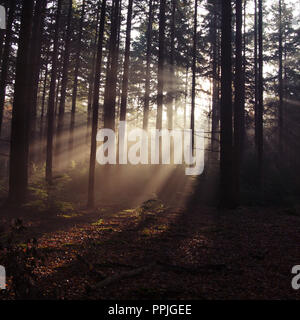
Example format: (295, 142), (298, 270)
(8, 0), (34, 203)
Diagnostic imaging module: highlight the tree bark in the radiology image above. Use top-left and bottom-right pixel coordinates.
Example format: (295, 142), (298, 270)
(86, 3), (101, 143)
(167, 0), (176, 131)
(27, 0), (47, 168)
(210, 0), (220, 155)
(119, 0), (134, 122)
(103, 0), (121, 131)
(233, 0), (244, 203)
(56, 0), (73, 160)
(0, 0), (16, 136)
(156, 0), (166, 131)
(69, 0), (85, 153)
(143, 0), (153, 131)
(278, 0), (283, 154)
(257, 0), (263, 188)
(220, 0), (235, 208)
(191, 0), (198, 150)
(87, 0), (107, 208)
(8, 0), (34, 204)
(46, 0), (63, 184)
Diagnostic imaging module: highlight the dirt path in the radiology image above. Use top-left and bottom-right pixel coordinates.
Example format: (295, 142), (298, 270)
(1, 202), (300, 300)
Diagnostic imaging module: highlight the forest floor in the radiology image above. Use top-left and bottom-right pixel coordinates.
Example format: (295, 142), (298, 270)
(1, 199), (300, 300)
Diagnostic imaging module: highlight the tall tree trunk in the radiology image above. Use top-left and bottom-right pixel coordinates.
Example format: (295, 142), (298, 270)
(28, 0), (47, 168)
(278, 0), (283, 154)
(254, 0), (258, 148)
(87, 0), (107, 208)
(46, 0), (63, 184)
(69, 0), (85, 153)
(8, 0), (34, 204)
(119, 0), (134, 122)
(0, 0), (6, 65)
(29, 0), (47, 122)
(257, 0), (263, 188)
(184, 66), (188, 129)
(86, 3), (101, 143)
(167, 0), (175, 131)
(242, 0), (246, 145)
(40, 53), (50, 137)
(103, 0), (121, 131)
(143, 0), (153, 131)
(156, 0), (166, 131)
(220, 0), (235, 208)
(56, 0), (73, 159)
(0, 0), (16, 136)
(211, 0), (220, 154)
(191, 0), (197, 150)
(233, 0), (244, 203)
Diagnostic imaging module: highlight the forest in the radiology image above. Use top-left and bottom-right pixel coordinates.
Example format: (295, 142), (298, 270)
(0, 0), (299, 300)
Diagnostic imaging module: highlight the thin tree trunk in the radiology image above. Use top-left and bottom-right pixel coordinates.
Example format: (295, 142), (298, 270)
(103, 0), (121, 131)
(211, 0), (220, 154)
(86, 3), (101, 143)
(278, 0), (283, 154)
(143, 0), (153, 131)
(119, 0), (134, 122)
(8, 0), (34, 204)
(156, 0), (166, 131)
(0, 0), (6, 65)
(87, 0), (107, 208)
(28, 0), (47, 168)
(40, 54), (50, 137)
(46, 0), (63, 184)
(29, 0), (47, 121)
(257, 0), (263, 188)
(254, 0), (258, 148)
(220, 0), (235, 208)
(233, 0), (244, 203)
(184, 66), (188, 129)
(69, 0), (85, 153)
(167, 0), (175, 131)
(0, 0), (16, 136)
(191, 0), (198, 150)
(56, 0), (73, 159)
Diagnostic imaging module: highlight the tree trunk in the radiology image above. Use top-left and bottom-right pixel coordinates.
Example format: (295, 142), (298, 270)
(278, 0), (283, 154)
(40, 52), (50, 137)
(254, 0), (258, 149)
(103, 0), (121, 131)
(156, 0), (166, 131)
(8, 0), (34, 204)
(184, 66), (188, 129)
(86, 3), (101, 143)
(233, 0), (244, 203)
(119, 0), (134, 122)
(87, 0), (107, 208)
(0, 0), (6, 65)
(46, 0), (63, 184)
(0, 0), (16, 136)
(56, 0), (73, 160)
(220, 0), (235, 208)
(28, 0), (47, 168)
(69, 0), (86, 153)
(167, 0), (175, 131)
(211, 0), (220, 154)
(257, 0), (263, 188)
(191, 0), (198, 150)
(143, 0), (153, 131)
